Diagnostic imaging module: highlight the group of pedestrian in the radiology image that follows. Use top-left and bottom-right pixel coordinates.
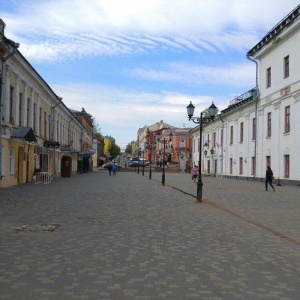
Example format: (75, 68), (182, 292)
(107, 164), (117, 176)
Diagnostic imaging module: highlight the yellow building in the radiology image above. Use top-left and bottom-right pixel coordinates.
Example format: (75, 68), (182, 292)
(0, 19), (93, 187)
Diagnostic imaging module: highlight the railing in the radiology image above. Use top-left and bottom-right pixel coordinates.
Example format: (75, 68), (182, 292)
(35, 172), (52, 184)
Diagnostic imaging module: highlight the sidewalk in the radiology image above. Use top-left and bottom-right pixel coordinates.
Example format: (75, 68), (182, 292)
(149, 172), (300, 245)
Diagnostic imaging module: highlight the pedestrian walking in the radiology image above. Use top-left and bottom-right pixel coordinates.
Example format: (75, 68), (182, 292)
(265, 166), (275, 192)
(112, 164), (117, 176)
(107, 164), (112, 176)
(191, 165), (199, 183)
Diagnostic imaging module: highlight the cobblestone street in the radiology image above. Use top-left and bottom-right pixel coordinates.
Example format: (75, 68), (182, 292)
(0, 170), (300, 299)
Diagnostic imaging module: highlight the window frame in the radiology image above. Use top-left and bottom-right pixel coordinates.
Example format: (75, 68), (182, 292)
(251, 157), (255, 175)
(252, 118), (256, 140)
(284, 155), (290, 178)
(284, 55), (289, 79)
(9, 147), (15, 175)
(239, 157), (243, 175)
(267, 112), (271, 137)
(284, 106), (290, 133)
(240, 122), (244, 143)
(266, 67), (271, 88)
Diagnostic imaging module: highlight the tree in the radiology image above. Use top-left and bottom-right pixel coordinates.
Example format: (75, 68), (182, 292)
(202, 106), (219, 120)
(92, 120), (102, 138)
(110, 144), (121, 159)
(125, 142), (133, 154)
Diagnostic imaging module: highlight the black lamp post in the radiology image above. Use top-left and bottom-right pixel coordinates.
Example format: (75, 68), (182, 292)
(142, 149), (145, 176)
(156, 132), (173, 185)
(137, 147), (140, 174)
(186, 101), (217, 202)
(146, 141), (153, 180)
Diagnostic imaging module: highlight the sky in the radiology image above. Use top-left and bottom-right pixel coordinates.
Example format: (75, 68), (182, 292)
(1, 0), (299, 150)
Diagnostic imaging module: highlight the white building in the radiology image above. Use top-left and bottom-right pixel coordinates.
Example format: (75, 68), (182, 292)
(190, 4), (300, 185)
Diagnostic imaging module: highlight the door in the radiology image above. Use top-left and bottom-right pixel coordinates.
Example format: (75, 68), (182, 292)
(61, 156), (72, 177)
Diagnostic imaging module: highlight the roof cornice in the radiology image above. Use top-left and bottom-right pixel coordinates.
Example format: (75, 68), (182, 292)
(247, 4), (300, 57)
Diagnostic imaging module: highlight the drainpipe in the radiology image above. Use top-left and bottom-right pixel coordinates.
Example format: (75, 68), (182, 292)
(246, 53), (259, 180)
(219, 113), (225, 178)
(0, 39), (20, 180)
(51, 97), (62, 178)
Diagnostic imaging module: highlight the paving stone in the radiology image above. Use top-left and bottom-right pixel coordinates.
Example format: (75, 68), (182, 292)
(0, 170), (300, 299)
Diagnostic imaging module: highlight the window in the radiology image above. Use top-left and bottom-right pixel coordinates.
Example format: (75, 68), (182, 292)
(207, 134), (210, 149)
(230, 126), (233, 144)
(284, 55), (289, 78)
(240, 122), (244, 143)
(44, 111), (47, 138)
(19, 93), (22, 126)
(10, 147), (15, 175)
(252, 118), (256, 140)
(284, 155), (290, 178)
(220, 129), (223, 146)
(56, 120), (59, 141)
(1, 146), (4, 176)
(39, 107), (42, 135)
(27, 98), (30, 127)
(266, 67), (271, 88)
(33, 103), (36, 131)
(267, 112), (271, 137)
(197, 137), (200, 152)
(10, 86), (14, 124)
(285, 106), (290, 133)
(48, 115), (51, 139)
(251, 157), (255, 175)
(239, 157), (243, 175)
(229, 158), (233, 174)
(213, 132), (216, 148)
(266, 156), (270, 167)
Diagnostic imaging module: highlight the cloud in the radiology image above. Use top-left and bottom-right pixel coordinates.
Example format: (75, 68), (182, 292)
(2, 0), (299, 62)
(126, 62), (255, 88)
(51, 82), (221, 146)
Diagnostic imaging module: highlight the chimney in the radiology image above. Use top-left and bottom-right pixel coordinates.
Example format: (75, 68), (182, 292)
(0, 19), (5, 35)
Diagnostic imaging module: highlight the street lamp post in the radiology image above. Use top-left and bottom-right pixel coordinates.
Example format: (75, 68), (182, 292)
(142, 149), (145, 176)
(146, 132), (155, 180)
(137, 147), (140, 174)
(156, 132), (173, 186)
(186, 101), (217, 202)
(149, 149), (152, 179)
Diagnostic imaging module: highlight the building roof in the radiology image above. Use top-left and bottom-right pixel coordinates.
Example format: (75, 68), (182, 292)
(11, 127), (36, 142)
(247, 4), (300, 57)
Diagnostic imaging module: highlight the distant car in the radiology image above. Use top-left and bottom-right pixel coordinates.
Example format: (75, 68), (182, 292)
(128, 161), (147, 167)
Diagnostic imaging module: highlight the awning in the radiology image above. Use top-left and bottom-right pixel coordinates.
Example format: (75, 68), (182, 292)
(43, 140), (60, 148)
(11, 127), (36, 142)
(99, 157), (106, 161)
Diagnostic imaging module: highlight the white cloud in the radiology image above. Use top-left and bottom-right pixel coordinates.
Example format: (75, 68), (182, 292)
(126, 62), (255, 88)
(51, 82), (222, 147)
(2, 0), (299, 62)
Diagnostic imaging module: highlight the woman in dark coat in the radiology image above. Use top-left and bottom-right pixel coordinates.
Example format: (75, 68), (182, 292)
(265, 166), (275, 192)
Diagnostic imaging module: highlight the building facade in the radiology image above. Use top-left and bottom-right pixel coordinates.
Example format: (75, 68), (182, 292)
(0, 19), (93, 187)
(190, 4), (300, 185)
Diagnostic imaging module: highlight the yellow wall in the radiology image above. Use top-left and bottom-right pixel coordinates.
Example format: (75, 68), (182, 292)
(103, 138), (111, 155)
